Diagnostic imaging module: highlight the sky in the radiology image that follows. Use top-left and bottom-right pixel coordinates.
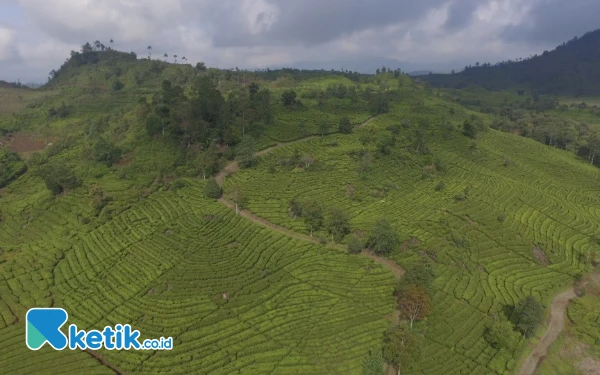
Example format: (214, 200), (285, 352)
(0, 0), (598, 83)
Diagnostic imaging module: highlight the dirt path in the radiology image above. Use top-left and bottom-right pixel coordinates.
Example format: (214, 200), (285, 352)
(518, 288), (577, 375)
(214, 117), (404, 281)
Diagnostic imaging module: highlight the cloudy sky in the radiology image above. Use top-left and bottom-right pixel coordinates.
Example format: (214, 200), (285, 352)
(0, 0), (598, 83)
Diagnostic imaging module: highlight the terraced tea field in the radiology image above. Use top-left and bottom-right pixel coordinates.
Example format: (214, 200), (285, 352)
(0, 180), (396, 374)
(226, 114), (600, 373)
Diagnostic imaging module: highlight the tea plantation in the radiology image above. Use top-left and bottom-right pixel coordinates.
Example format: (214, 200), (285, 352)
(226, 102), (600, 373)
(0, 180), (395, 374)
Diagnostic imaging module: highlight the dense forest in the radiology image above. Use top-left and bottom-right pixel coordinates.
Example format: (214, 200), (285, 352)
(421, 29), (600, 95)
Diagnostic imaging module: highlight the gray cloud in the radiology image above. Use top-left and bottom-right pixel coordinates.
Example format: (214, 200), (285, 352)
(502, 0), (600, 46)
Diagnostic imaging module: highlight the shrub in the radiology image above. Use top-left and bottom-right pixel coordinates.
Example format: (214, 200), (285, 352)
(35, 163), (81, 195)
(497, 213), (507, 222)
(338, 116), (353, 134)
(367, 218), (399, 256)
(347, 235), (363, 254)
(435, 181), (445, 192)
(204, 178), (222, 199)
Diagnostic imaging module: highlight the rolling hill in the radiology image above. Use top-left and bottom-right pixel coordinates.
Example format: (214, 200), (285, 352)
(0, 45), (599, 374)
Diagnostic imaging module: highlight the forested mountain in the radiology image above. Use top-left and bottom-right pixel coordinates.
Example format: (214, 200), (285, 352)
(420, 29), (600, 95)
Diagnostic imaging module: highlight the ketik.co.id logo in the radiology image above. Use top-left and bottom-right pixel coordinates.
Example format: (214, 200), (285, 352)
(26, 308), (173, 351)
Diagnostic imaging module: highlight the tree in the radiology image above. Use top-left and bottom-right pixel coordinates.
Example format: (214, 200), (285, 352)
(92, 137), (122, 166)
(485, 320), (518, 350)
(254, 89), (273, 124)
(227, 185), (247, 214)
(462, 120), (478, 139)
(512, 296), (544, 338)
(164, 53), (168, 62)
(326, 207), (350, 242)
(382, 325), (421, 375)
(401, 259), (435, 291)
(248, 82), (260, 97)
(300, 154), (316, 169)
(35, 163), (81, 196)
(204, 178), (222, 199)
(359, 152), (373, 175)
(145, 114), (162, 137)
(198, 142), (219, 179)
(174, 54), (178, 63)
(318, 120), (330, 136)
(147, 45), (152, 59)
(338, 116), (353, 134)
(347, 235), (363, 254)
(235, 135), (256, 168)
(281, 90), (297, 106)
(367, 218), (399, 256)
(399, 285), (432, 328)
(302, 200), (323, 237)
(196, 62), (207, 72)
(289, 197), (303, 219)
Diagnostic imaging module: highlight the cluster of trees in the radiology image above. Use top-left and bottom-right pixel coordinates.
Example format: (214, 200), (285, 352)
(49, 41), (137, 81)
(256, 68), (365, 83)
(484, 296), (545, 352)
(491, 113), (600, 165)
(276, 148), (317, 170)
(144, 77), (273, 148)
(34, 163), (82, 196)
(375, 66), (403, 78)
(288, 199), (350, 240)
(377, 259), (435, 374)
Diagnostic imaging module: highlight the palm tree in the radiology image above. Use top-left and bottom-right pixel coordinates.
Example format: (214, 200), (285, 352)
(174, 54), (178, 64)
(147, 45), (152, 59)
(182, 56), (187, 63)
(164, 53), (168, 62)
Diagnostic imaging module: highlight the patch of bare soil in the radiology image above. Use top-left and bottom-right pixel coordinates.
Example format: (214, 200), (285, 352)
(577, 357), (600, 375)
(519, 289), (577, 375)
(532, 246), (551, 266)
(4, 134), (48, 153)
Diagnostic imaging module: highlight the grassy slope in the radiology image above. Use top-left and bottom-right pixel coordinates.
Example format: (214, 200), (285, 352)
(227, 98), (600, 374)
(0, 62), (401, 374)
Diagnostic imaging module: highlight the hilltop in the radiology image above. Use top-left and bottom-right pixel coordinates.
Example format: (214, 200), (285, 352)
(0, 43), (599, 374)
(420, 29), (600, 96)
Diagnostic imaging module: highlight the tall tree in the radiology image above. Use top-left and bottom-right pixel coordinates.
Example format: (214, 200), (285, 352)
(367, 218), (399, 255)
(399, 285), (432, 328)
(382, 325), (421, 375)
(512, 296), (544, 338)
(326, 207), (350, 242)
(302, 200), (323, 237)
(227, 185), (247, 214)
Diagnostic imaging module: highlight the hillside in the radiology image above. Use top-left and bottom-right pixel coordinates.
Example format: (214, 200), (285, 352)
(420, 29), (600, 96)
(0, 46), (599, 374)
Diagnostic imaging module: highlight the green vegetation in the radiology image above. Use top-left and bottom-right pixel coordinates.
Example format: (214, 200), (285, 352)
(0, 150), (26, 188)
(1, 36), (600, 375)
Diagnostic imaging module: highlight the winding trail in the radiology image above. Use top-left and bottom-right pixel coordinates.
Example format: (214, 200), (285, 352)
(518, 288), (577, 375)
(214, 117), (404, 281)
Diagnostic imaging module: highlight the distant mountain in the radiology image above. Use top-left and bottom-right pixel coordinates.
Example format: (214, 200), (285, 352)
(0, 80), (25, 89)
(419, 29), (600, 95)
(408, 70), (434, 76)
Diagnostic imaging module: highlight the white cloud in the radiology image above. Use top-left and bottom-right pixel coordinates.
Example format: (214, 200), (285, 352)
(0, 25), (18, 62)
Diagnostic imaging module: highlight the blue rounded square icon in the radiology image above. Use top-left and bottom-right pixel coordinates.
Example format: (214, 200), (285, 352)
(26, 308), (69, 350)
